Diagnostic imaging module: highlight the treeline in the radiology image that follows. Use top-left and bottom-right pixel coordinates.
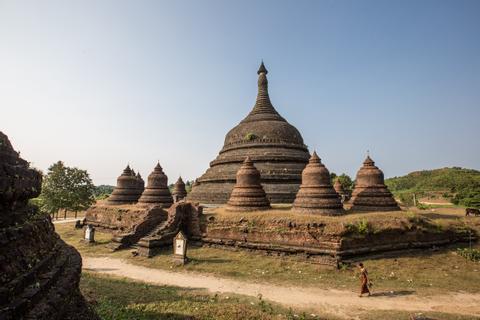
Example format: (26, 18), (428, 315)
(385, 167), (480, 208)
(94, 185), (115, 200)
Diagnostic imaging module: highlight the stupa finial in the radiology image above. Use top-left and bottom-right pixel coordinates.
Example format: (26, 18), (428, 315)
(257, 60), (268, 75)
(310, 151), (321, 164)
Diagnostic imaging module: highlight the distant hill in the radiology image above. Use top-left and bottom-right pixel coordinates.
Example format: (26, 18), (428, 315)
(385, 167), (480, 208)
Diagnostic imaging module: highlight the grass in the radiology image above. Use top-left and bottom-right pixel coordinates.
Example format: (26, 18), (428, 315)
(55, 208), (480, 296)
(80, 272), (323, 320)
(80, 272), (479, 320)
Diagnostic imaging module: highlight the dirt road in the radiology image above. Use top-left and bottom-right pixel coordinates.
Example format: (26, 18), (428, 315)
(83, 256), (480, 319)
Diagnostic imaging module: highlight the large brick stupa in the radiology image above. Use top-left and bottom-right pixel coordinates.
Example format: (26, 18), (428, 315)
(188, 62), (310, 204)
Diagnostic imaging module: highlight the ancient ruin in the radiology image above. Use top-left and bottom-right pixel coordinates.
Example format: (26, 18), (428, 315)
(0, 131), (97, 319)
(107, 165), (144, 205)
(188, 62), (310, 204)
(350, 155), (400, 211)
(137, 202), (203, 257)
(172, 176), (187, 202)
(226, 157), (271, 211)
(292, 152), (344, 215)
(334, 178), (348, 202)
(136, 172), (145, 190)
(138, 162), (173, 207)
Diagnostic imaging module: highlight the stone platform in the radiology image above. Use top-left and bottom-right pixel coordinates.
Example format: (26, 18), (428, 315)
(201, 208), (476, 266)
(84, 201), (204, 255)
(84, 201), (167, 249)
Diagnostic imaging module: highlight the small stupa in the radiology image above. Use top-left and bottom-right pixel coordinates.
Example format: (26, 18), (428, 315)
(350, 155), (400, 211)
(172, 176), (187, 202)
(292, 152), (344, 215)
(136, 172), (145, 191)
(226, 157), (271, 211)
(334, 178), (348, 202)
(138, 162), (173, 207)
(107, 165), (144, 205)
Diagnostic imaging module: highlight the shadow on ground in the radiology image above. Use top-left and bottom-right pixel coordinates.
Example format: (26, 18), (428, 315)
(370, 290), (415, 297)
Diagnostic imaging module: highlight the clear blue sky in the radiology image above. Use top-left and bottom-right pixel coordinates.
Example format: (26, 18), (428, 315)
(1, 0), (479, 185)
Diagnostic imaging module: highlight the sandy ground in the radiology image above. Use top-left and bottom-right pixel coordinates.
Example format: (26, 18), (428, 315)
(53, 217), (84, 224)
(83, 257), (480, 319)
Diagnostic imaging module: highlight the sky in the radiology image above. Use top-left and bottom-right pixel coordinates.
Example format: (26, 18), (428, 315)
(1, 0), (479, 185)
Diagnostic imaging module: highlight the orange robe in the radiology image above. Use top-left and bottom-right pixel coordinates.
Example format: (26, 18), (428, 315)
(360, 268), (370, 294)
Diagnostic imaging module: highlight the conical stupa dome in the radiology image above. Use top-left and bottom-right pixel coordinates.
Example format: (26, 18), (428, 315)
(292, 152), (343, 215)
(136, 172), (145, 190)
(138, 162), (173, 207)
(350, 155), (400, 211)
(107, 165), (144, 205)
(188, 63), (310, 205)
(334, 178), (345, 195)
(172, 176), (187, 201)
(226, 157), (271, 211)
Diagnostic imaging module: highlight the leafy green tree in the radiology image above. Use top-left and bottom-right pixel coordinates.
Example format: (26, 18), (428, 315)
(337, 173), (354, 192)
(330, 172), (354, 192)
(93, 185), (114, 200)
(40, 161), (96, 219)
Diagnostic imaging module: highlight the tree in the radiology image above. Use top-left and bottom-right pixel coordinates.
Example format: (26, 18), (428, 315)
(330, 172), (354, 192)
(40, 161), (96, 219)
(337, 173), (354, 192)
(93, 185), (114, 200)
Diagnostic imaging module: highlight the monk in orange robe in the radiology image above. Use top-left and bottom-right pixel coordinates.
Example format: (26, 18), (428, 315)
(358, 262), (371, 297)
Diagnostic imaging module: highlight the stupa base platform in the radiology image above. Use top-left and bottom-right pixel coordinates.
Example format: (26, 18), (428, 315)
(85, 201), (167, 249)
(350, 205), (401, 212)
(202, 207), (476, 266)
(292, 207), (345, 216)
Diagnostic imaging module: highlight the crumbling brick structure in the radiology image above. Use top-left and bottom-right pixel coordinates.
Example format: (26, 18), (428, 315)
(226, 157), (271, 212)
(292, 152), (344, 215)
(0, 131), (98, 320)
(350, 156), (400, 211)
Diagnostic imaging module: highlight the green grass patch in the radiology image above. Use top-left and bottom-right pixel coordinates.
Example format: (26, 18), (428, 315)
(80, 272), (322, 320)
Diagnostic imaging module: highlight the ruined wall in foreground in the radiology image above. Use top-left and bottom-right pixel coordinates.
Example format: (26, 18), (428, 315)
(0, 131), (98, 320)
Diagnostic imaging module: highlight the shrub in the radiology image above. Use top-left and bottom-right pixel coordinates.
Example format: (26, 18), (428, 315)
(344, 219), (372, 236)
(457, 248), (480, 262)
(416, 203), (429, 210)
(356, 219), (370, 235)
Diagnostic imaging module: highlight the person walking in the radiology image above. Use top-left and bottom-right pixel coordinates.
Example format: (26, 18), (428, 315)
(358, 262), (371, 297)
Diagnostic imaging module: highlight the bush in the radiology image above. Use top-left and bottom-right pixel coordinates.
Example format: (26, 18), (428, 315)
(457, 248), (480, 262)
(416, 203), (429, 210)
(344, 219), (372, 236)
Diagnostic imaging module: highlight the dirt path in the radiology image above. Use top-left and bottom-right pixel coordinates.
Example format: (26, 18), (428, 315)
(83, 257), (480, 319)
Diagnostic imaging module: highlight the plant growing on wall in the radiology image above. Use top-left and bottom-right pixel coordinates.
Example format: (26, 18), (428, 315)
(244, 133), (257, 141)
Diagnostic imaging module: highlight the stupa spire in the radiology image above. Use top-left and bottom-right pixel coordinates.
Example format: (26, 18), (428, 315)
(244, 61), (283, 121)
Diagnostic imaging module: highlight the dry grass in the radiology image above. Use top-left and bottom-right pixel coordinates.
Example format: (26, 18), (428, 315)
(81, 272), (479, 320)
(81, 272), (324, 320)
